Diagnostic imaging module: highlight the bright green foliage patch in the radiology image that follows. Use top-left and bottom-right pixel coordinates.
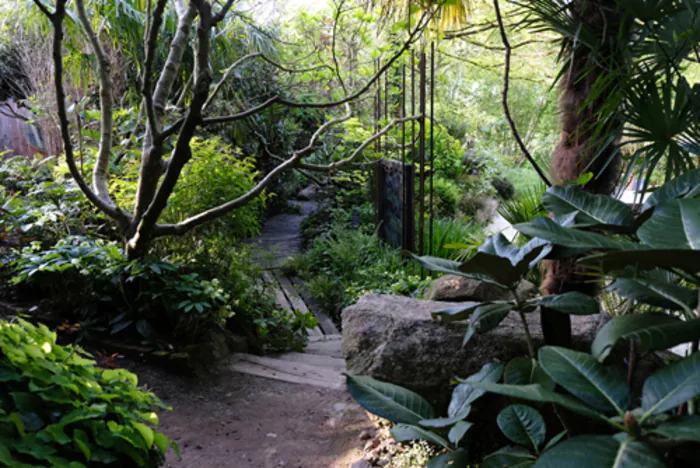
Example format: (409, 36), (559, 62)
(0, 319), (176, 467)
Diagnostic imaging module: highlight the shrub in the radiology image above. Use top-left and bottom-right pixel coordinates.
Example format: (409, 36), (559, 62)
(0, 319), (176, 467)
(490, 176), (515, 200)
(429, 177), (461, 218)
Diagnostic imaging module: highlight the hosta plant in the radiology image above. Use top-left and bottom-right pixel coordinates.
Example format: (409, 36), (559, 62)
(0, 319), (177, 467)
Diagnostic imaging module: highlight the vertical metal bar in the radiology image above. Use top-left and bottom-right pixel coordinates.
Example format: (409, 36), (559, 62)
(410, 49), (416, 259)
(429, 42), (435, 256)
(418, 50), (426, 260)
(384, 67), (389, 155)
(401, 62), (406, 251)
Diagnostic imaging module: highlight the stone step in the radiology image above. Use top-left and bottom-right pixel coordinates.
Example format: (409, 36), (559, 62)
(305, 335), (343, 359)
(229, 353), (343, 390)
(275, 352), (346, 372)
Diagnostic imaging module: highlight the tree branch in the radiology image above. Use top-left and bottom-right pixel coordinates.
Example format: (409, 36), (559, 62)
(201, 96), (280, 126)
(202, 52), (261, 113)
(493, 0), (551, 187)
(75, 0), (115, 204)
(31, 0), (52, 18)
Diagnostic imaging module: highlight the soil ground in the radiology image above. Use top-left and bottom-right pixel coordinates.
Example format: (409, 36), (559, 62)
(129, 362), (373, 468)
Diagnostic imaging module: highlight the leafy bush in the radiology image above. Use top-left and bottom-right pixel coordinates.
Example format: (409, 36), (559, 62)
(429, 177), (462, 218)
(0, 319), (176, 467)
(490, 176), (515, 200)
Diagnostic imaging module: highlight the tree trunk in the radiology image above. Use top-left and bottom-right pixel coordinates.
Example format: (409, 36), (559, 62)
(541, 0), (623, 346)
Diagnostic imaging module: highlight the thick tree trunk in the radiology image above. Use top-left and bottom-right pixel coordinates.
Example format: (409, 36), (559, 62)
(541, 0), (623, 346)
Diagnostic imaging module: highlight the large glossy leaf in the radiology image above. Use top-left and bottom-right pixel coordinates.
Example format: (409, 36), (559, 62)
(462, 302), (512, 345)
(448, 421), (473, 445)
(534, 436), (665, 468)
(515, 218), (635, 250)
(592, 314), (700, 362)
(448, 363), (504, 418)
(497, 405), (546, 450)
(529, 292), (600, 315)
(642, 352), (700, 417)
(504, 357), (555, 391)
(345, 375), (434, 424)
(650, 415), (700, 442)
(467, 382), (605, 421)
(390, 424), (449, 449)
(426, 449), (470, 468)
(461, 235), (551, 286)
(432, 302), (483, 322)
(482, 446), (534, 468)
(637, 199), (700, 249)
(580, 249), (700, 274)
(643, 166), (700, 210)
(543, 186), (634, 227)
(607, 277), (698, 311)
(538, 347), (630, 415)
(412, 255), (500, 285)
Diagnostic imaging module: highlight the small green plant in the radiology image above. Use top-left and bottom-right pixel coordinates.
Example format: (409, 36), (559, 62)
(0, 319), (177, 467)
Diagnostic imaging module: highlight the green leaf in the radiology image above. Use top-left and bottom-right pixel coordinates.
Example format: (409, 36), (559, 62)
(637, 199), (700, 250)
(463, 302), (512, 345)
(531, 292), (600, 315)
(504, 357), (555, 391)
(497, 405), (546, 451)
(607, 278), (698, 311)
(73, 429), (91, 462)
(542, 186), (634, 227)
(153, 432), (169, 455)
(539, 346), (630, 415)
(592, 314), (700, 362)
(420, 411), (470, 428)
(515, 218), (634, 250)
(448, 421), (473, 445)
(432, 302), (481, 322)
(534, 435), (665, 467)
(449, 363), (504, 418)
(482, 446), (534, 468)
(426, 449), (469, 468)
(642, 352), (700, 418)
(131, 422), (154, 448)
(412, 255), (480, 280)
(643, 166), (700, 210)
(649, 415), (700, 442)
(346, 375), (434, 424)
(467, 382), (605, 421)
(390, 424), (450, 449)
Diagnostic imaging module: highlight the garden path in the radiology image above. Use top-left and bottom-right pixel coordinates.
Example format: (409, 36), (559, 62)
(131, 198), (372, 467)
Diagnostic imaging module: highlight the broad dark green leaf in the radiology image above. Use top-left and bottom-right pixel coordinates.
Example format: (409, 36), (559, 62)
(412, 255), (502, 286)
(426, 449), (470, 468)
(463, 235), (551, 286)
(482, 446), (534, 468)
(420, 411), (470, 428)
(538, 347), (630, 415)
(637, 199), (700, 250)
(607, 278), (698, 311)
(643, 166), (700, 210)
(650, 415), (700, 442)
(515, 218), (635, 250)
(345, 375), (434, 424)
(390, 424), (449, 449)
(467, 382), (605, 421)
(530, 292), (600, 315)
(580, 249), (700, 274)
(543, 186), (634, 227)
(534, 436), (665, 467)
(448, 363), (504, 418)
(448, 421), (473, 445)
(463, 302), (512, 345)
(592, 314), (700, 362)
(642, 352), (700, 417)
(504, 357), (555, 391)
(497, 405), (546, 450)
(432, 302), (482, 322)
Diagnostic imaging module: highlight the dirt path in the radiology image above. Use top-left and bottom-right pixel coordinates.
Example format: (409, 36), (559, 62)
(129, 363), (372, 468)
(128, 199), (373, 468)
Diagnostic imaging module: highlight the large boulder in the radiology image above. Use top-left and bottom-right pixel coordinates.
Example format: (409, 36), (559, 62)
(342, 294), (606, 403)
(296, 185), (322, 201)
(424, 276), (537, 302)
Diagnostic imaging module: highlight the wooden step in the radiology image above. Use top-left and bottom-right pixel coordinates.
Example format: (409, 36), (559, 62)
(229, 353), (344, 390)
(305, 335), (343, 359)
(275, 352), (346, 372)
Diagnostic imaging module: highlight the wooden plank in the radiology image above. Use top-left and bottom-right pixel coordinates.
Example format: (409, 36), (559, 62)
(273, 271), (323, 337)
(289, 275), (339, 335)
(229, 353), (343, 390)
(275, 352), (346, 372)
(262, 271), (291, 311)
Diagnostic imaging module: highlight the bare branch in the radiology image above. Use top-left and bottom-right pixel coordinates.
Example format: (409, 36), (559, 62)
(142, 0), (168, 140)
(259, 54), (334, 73)
(331, 0), (348, 94)
(213, 0), (236, 25)
(201, 96), (280, 126)
(202, 52), (261, 113)
(153, 104), (352, 236)
(75, 0), (115, 204)
(300, 115), (420, 172)
(31, 0), (52, 18)
(46, 0), (131, 227)
(493, 0), (551, 187)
